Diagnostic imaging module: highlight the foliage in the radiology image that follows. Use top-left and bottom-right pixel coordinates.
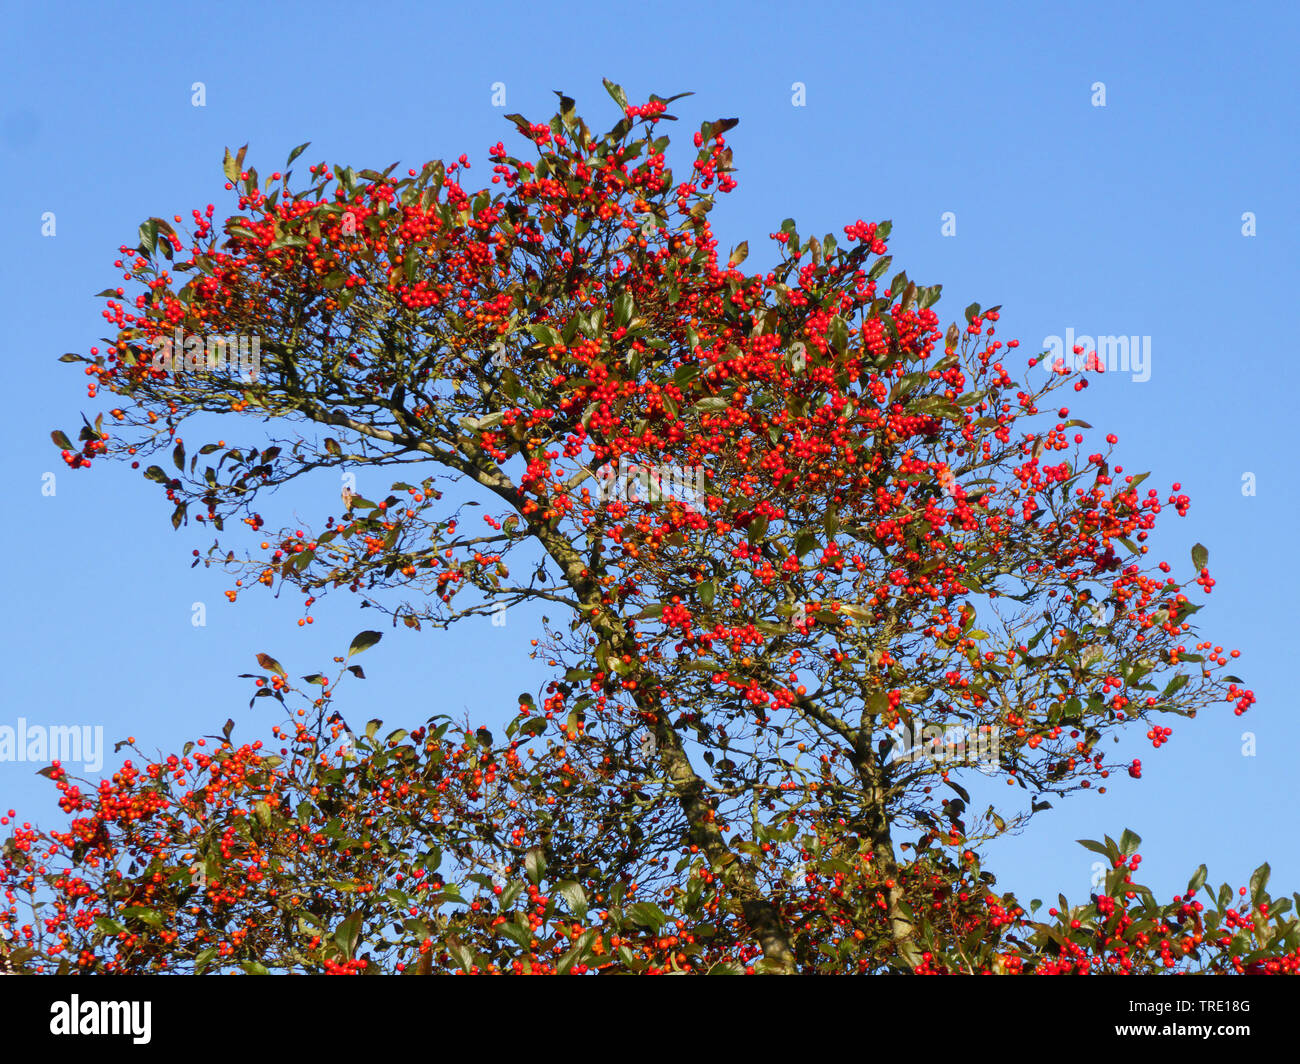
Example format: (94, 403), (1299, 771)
(19, 82), (1287, 974)
(2, 650), (1294, 974)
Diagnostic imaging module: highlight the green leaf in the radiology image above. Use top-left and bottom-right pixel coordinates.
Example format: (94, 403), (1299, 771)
(602, 78), (629, 109)
(692, 396), (730, 412)
(1251, 863), (1271, 905)
(527, 324), (562, 347)
(51, 429), (74, 451)
(1191, 543), (1209, 571)
(138, 219), (159, 255)
(917, 284), (942, 310)
(728, 241), (749, 268)
(525, 846), (546, 886)
(348, 630), (382, 658)
(498, 880), (524, 910)
(555, 880), (589, 921)
(286, 142), (311, 167)
(673, 363), (701, 388)
(614, 289), (634, 328)
(1076, 838), (1112, 858)
(627, 902), (668, 929)
(830, 315), (848, 353)
(498, 921), (532, 949)
(333, 912), (363, 960)
(823, 505), (839, 538)
(121, 906), (163, 928)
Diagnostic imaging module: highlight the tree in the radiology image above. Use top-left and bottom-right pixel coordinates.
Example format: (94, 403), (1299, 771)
(13, 82), (1295, 974)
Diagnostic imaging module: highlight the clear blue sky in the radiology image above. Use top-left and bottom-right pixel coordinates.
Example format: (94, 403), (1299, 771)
(2, 0), (1296, 910)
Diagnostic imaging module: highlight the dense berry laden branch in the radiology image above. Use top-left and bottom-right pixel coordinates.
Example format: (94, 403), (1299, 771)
(2, 654), (1296, 974)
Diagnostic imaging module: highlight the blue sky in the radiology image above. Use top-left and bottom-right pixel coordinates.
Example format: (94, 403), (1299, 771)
(2, 0), (1297, 911)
